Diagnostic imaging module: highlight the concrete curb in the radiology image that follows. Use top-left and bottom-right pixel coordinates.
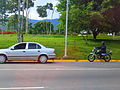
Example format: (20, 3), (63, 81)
(6, 60), (120, 62)
(48, 60), (120, 62)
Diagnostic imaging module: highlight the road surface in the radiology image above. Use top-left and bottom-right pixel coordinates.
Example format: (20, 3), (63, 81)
(0, 62), (120, 90)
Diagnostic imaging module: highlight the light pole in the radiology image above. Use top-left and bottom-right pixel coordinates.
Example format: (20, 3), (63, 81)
(64, 0), (69, 57)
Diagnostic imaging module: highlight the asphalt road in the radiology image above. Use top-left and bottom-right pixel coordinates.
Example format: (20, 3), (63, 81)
(0, 62), (120, 90)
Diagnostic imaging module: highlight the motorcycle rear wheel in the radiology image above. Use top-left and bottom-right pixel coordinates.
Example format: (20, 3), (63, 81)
(104, 54), (111, 62)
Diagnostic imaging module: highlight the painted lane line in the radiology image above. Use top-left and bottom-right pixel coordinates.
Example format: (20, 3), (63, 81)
(0, 68), (120, 71)
(0, 87), (44, 89)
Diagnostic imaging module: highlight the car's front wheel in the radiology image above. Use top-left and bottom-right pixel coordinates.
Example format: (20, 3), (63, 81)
(38, 55), (48, 63)
(0, 55), (7, 63)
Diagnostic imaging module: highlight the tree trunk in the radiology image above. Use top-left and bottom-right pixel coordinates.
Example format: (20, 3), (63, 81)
(93, 33), (97, 40)
(92, 28), (99, 40)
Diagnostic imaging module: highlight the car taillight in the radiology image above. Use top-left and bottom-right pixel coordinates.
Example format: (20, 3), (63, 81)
(53, 51), (55, 53)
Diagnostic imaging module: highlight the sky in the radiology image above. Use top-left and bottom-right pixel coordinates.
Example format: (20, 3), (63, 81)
(29, 0), (60, 20)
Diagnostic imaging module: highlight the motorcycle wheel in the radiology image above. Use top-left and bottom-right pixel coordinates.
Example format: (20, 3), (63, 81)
(104, 54), (111, 62)
(88, 54), (96, 62)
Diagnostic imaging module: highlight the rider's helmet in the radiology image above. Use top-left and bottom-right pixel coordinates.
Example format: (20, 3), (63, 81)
(102, 41), (105, 45)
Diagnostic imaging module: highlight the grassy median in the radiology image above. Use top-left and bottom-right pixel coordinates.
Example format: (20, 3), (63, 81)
(0, 34), (120, 60)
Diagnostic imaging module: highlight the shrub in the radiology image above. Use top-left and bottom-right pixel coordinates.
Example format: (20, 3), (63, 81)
(0, 31), (16, 34)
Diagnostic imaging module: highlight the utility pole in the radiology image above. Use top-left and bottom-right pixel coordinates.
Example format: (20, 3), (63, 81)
(18, 0), (21, 43)
(64, 0), (69, 57)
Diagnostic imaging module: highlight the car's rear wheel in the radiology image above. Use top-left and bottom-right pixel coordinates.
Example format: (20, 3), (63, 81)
(38, 55), (48, 63)
(0, 55), (6, 63)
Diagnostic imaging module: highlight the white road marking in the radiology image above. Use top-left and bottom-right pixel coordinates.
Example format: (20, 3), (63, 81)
(0, 68), (120, 71)
(0, 87), (44, 89)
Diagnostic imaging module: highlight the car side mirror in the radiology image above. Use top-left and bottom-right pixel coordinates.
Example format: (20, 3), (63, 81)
(11, 47), (14, 50)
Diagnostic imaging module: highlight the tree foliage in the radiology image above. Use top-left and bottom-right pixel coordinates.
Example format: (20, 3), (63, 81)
(6, 0), (34, 14)
(37, 3), (53, 17)
(90, 12), (107, 39)
(7, 14), (26, 32)
(0, 0), (34, 32)
(102, 5), (120, 34)
(57, 0), (120, 39)
(57, 0), (94, 33)
(33, 21), (54, 34)
(0, 0), (8, 29)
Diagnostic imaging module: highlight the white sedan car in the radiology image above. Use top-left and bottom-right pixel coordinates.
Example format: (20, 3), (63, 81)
(0, 42), (56, 63)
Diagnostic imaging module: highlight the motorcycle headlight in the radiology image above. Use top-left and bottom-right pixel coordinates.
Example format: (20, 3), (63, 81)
(110, 51), (112, 54)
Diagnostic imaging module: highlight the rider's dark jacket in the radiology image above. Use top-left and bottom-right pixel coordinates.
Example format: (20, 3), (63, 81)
(96, 45), (106, 53)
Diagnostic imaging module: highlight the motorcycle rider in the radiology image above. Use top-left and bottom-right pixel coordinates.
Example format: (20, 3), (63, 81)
(96, 41), (106, 58)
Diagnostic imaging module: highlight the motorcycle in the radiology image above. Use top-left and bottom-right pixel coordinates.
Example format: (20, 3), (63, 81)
(88, 47), (112, 62)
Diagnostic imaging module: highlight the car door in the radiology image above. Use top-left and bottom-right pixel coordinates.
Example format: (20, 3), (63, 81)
(25, 43), (42, 60)
(7, 43), (27, 60)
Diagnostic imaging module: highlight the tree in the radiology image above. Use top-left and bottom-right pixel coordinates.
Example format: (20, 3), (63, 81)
(57, 22), (65, 34)
(102, 5), (120, 35)
(0, 0), (8, 33)
(33, 21), (54, 34)
(90, 12), (107, 40)
(90, 4), (120, 40)
(37, 3), (53, 18)
(89, 0), (120, 39)
(6, 0), (34, 42)
(6, 0), (34, 14)
(28, 23), (34, 34)
(6, 0), (34, 32)
(57, 0), (93, 34)
(37, 3), (53, 34)
(57, 0), (120, 40)
(7, 14), (26, 32)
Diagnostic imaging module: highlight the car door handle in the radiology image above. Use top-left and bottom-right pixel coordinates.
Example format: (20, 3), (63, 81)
(23, 51), (26, 52)
(38, 50), (40, 52)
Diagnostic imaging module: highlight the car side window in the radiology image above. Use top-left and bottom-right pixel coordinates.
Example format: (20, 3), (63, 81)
(14, 43), (26, 50)
(36, 44), (41, 49)
(28, 43), (41, 49)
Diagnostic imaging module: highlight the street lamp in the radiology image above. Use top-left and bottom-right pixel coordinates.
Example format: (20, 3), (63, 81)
(64, 0), (69, 57)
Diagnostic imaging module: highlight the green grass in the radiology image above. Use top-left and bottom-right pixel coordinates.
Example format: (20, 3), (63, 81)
(0, 34), (120, 60)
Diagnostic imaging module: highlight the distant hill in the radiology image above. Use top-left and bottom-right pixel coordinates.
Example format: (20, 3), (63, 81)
(0, 19), (61, 31)
(29, 19), (61, 30)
